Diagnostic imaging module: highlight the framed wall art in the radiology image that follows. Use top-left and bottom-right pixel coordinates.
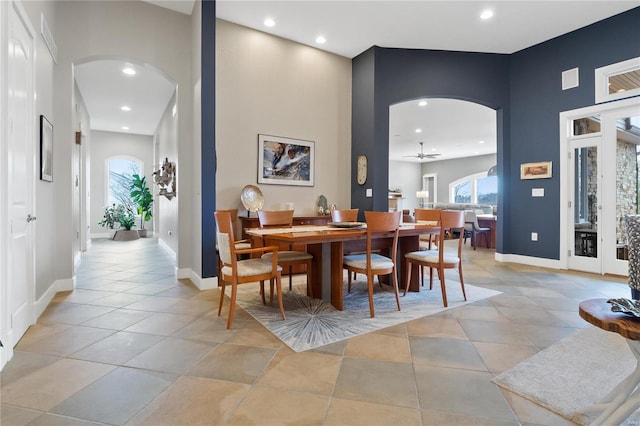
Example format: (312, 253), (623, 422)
(258, 134), (314, 186)
(40, 115), (53, 182)
(520, 161), (552, 180)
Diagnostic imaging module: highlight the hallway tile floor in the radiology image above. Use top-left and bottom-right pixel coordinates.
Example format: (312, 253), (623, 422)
(0, 237), (630, 425)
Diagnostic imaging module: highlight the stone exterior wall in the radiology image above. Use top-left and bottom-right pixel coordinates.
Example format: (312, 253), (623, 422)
(617, 140), (638, 245)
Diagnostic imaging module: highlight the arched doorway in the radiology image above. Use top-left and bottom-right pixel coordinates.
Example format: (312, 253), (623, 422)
(388, 98), (498, 217)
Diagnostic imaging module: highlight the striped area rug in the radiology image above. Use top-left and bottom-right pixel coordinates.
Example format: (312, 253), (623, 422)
(235, 278), (500, 352)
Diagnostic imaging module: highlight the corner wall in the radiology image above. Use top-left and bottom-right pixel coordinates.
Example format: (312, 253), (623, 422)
(215, 19), (352, 218)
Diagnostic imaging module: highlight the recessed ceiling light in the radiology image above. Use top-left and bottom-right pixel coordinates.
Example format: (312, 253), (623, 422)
(480, 9), (494, 20)
(479, 140), (485, 144)
(316, 35), (326, 44)
(415, 128), (422, 133)
(264, 18), (275, 27)
(121, 105), (131, 111)
(617, 88), (627, 93)
(432, 148), (437, 152)
(122, 67), (136, 76)
(418, 100), (427, 107)
(121, 126), (129, 130)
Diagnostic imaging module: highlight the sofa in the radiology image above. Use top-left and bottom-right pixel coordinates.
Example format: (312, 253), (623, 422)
(432, 203), (494, 215)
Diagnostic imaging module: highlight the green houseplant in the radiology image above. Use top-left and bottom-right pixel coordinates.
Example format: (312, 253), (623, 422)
(130, 174), (153, 237)
(98, 204), (119, 230)
(112, 207), (139, 241)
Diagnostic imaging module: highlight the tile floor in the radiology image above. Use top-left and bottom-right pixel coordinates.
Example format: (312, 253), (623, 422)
(0, 237), (630, 425)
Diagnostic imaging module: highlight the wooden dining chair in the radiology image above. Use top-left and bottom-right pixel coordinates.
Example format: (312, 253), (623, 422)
(216, 209), (251, 274)
(413, 208), (442, 286)
(215, 210), (285, 329)
(331, 208), (360, 280)
(404, 210), (466, 307)
(343, 210), (402, 318)
(330, 208), (359, 222)
(257, 210), (313, 297)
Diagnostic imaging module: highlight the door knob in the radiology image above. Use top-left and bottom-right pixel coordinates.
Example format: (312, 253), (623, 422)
(26, 214), (37, 222)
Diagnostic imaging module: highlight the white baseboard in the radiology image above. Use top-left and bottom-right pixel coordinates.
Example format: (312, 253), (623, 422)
(0, 330), (14, 371)
(90, 232), (110, 239)
(158, 238), (176, 260)
(33, 277), (73, 322)
(177, 267), (218, 290)
(495, 253), (564, 270)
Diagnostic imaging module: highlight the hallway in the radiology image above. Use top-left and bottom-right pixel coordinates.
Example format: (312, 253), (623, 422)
(0, 238), (630, 425)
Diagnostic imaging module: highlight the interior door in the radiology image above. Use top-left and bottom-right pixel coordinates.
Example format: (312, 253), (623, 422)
(568, 136), (601, 274)
(8, 0), (35, 347)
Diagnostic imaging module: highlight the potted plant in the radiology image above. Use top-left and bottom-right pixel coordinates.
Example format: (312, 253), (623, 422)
(98, 204), (120, 239)
(113, 207), (139, 241)
(130, 174), (153, 237)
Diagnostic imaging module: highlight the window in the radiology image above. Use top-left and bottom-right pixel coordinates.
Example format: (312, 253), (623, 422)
(107, 157), (142, 210)
(450, 172), (497, 204)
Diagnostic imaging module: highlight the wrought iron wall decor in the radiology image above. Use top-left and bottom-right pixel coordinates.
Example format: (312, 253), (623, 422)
(153, 157), (176, 200)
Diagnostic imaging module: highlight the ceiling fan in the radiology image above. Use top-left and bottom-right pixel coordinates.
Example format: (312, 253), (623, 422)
(403, 142), (441, 160)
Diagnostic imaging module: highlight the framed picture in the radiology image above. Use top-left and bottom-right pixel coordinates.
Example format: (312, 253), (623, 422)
(258, 134), (314, 186)
(520, 161), (552, 180)
(40, 115), (53, 182)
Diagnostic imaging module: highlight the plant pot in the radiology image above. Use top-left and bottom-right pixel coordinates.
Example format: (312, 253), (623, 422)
(138, 229), (149, 238)
(112, 230), (140, 241)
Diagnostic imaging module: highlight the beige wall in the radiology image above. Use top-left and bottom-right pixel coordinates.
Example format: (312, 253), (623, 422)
(216, 20), (352, 216)
(155, 92), (180, 257)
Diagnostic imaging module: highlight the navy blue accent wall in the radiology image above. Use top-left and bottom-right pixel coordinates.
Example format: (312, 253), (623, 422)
(202, 0), (216, 278)
(509, 7), (640, 259)
(352, 47), (511, 250)
(352, 7), (640, 260)
(351, 48), (376, 221)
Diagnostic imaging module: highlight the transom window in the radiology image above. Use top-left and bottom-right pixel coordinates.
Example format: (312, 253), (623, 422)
(106, 157), (142, 210)
(450, 172), (497, 205)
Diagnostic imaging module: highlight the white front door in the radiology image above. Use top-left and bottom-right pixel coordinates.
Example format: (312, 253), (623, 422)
(602, 104), (640, 276)
(7, 0), (35, 350)
(561, 97), (640, 276)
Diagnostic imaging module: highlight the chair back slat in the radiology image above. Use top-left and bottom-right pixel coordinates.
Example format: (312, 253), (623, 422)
(414, 208), (441, 225)
(214, 210), (236, 265)
(364, 211), (401, 233)
(331, 208), (359, 222)
(258, 210), (295, 228)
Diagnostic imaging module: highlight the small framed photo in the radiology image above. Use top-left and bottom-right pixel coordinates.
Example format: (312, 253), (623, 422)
(258, 134), (314, 186)
(40, 115), (53, 182)
(520, 161), (552, 180)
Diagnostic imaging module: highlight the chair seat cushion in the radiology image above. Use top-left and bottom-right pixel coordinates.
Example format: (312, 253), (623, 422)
(262, 251), (312, 262)
(406, 249), (460, 264)
(343, 253), (394, 270)
(222, 259), (282, 277)
(234, 242), (252, 250)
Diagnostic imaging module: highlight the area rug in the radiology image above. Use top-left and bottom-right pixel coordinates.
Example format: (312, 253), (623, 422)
(234, 278), (500, 352)
(492, 326), (640, 425)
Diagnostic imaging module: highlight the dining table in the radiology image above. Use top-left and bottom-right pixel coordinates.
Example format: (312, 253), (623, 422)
(246, 222), (438, 311)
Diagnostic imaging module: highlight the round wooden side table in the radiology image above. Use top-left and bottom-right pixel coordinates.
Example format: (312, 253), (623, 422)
(578, 298), (640, 426)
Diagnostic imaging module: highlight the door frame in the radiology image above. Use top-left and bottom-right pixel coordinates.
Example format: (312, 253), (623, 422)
(560, 96), (640, 274)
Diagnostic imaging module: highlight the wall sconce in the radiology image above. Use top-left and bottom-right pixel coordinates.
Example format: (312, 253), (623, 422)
(416, 190), (429, 208)
(153, 157), (176, 200)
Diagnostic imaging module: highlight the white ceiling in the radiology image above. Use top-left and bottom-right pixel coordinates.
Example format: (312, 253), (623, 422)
(216, 1), (638, 57)
(76, 0), (638, 159)
(390, 99), (496, 162)
(75, 60), (176, 135)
